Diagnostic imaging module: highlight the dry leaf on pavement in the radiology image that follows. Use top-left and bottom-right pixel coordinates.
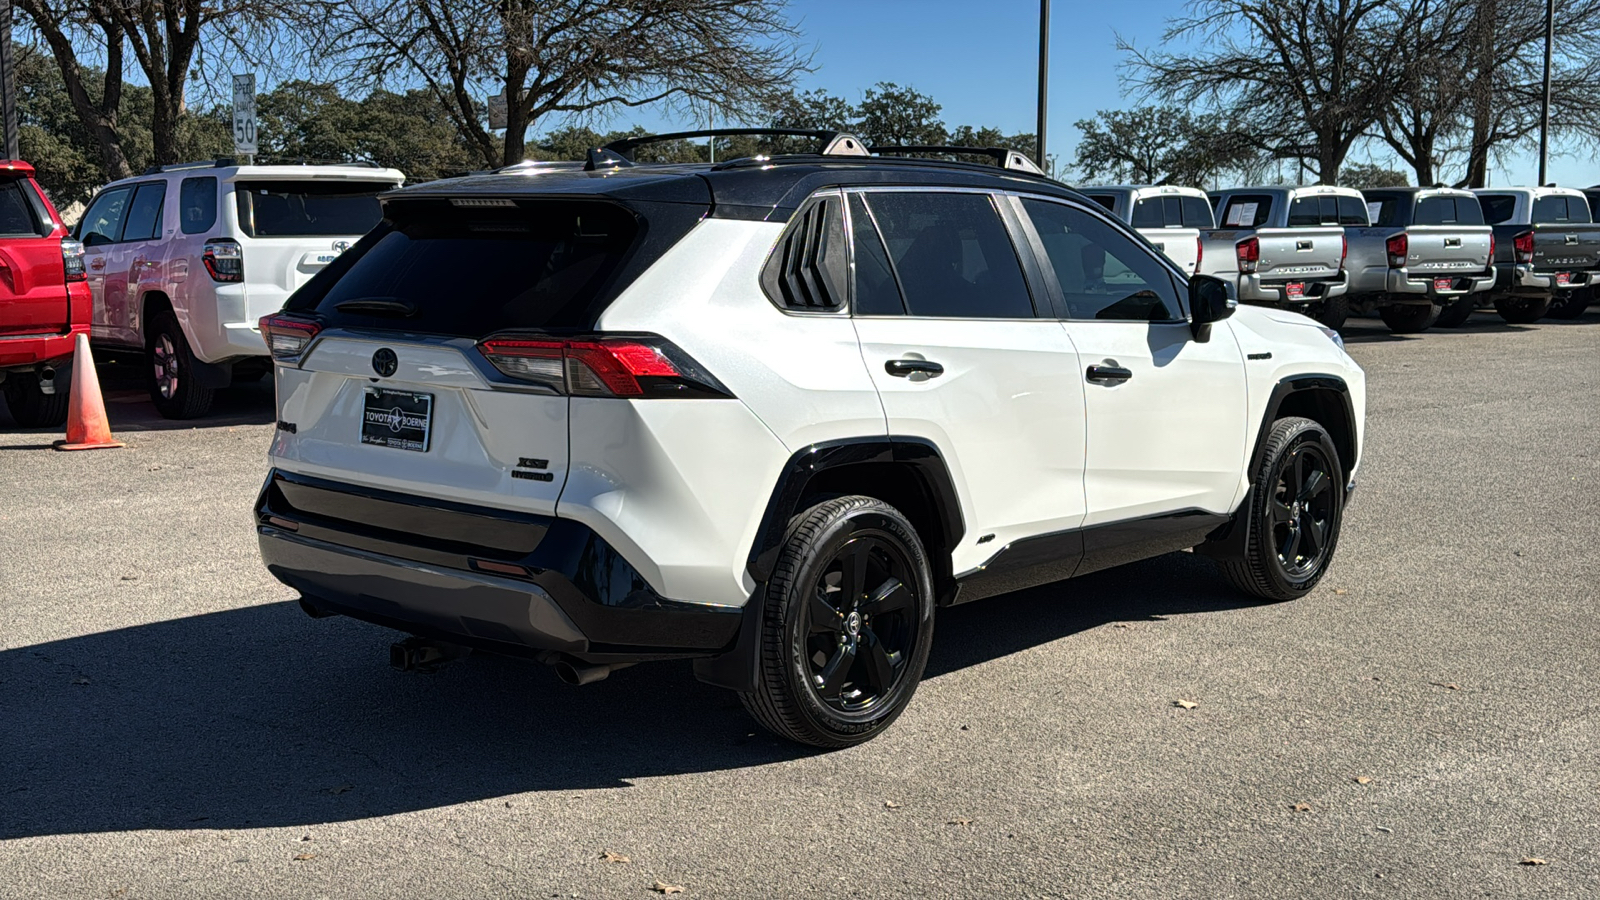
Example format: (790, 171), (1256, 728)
(884, 800), (901, 809)
(1430, 682), (1461, 690)
(1293, 803), (1312, 812)
(651, 881), (685, 894)
(599, 850), (630, 863)
(1333, 588), (1348, 595)
(293, 853), (315, 861)
(1354, 776), (1372, 785)
(1173, 699), (1198, 709)
(946, 818), (972, 826)
(1520, 857), (1548, 866)
(326, 785), (353, 795)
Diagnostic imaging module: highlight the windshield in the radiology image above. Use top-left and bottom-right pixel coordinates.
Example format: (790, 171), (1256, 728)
(234, 181), (391, 237)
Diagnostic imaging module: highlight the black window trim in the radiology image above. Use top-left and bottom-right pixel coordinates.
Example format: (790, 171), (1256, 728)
(837, 185), (1047, 321)
(121, 180), (169, 244)
(79, 180), (165, 245)
(761, 188), (852, 318)
(1008, 192), (1191, 324)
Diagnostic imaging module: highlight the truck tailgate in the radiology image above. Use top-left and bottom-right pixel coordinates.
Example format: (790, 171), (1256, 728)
(1403, 226), (1492, 274)
(1532, 224), (1600, 273)
(1241, 227), (1344, 281)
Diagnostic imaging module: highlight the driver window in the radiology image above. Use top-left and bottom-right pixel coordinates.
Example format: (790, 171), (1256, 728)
(1020, 198), (1181, 321)
(79, 186), (134, 245)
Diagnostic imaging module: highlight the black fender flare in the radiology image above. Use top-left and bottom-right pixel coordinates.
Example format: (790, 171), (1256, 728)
(692, 436), (964, 692)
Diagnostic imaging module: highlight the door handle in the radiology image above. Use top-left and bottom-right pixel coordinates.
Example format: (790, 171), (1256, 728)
(885, 359), (944, 378)
(1444, 237), (1462, 247)
(1086, 364), (1134, 383)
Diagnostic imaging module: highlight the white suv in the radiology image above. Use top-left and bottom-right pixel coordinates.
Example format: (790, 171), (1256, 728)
(75, 161), (404, 417)
(254, 133), (1365, 748)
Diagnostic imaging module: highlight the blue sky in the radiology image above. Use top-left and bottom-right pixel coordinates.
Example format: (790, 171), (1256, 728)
(616, 0), (1592, 188)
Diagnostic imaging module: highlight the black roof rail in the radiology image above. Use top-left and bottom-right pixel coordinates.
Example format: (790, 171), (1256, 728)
(870, 146), (1046, 176)
(588, 128), (870, 170)
(141, 158), (236, 175)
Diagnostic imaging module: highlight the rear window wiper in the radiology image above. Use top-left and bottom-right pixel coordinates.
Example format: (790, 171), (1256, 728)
(333, 297), (418, 317)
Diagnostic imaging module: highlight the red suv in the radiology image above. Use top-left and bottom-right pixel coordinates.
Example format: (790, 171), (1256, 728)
(0, 160), (89, 427)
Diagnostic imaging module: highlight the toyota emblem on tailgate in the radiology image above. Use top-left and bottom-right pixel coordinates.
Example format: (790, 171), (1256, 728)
(372, 348), (398, 377)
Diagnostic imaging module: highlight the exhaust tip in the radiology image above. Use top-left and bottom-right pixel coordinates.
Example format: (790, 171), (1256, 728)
(554, 659), (611, 686)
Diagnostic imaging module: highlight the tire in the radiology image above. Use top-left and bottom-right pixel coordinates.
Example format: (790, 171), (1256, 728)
(1312, 293), (1349, 330)
(1378, 302), (1441, 334)
(2, 370), (70, 428)
(1545, 288), (1591, 320)
(1216, 417), (1345, 602)
(1494, 295), (1551, 324)
(1433, 295), (1477, 328)
(146, 310), (214, 419)
(739, 495), (935, 749)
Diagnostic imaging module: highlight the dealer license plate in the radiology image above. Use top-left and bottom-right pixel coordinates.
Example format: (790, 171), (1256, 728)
(361, 388), (433, 452)
(1434, 276), (1454, 292)
(1285, 282), (1306, 300)
(1555, 272), (1574, 286)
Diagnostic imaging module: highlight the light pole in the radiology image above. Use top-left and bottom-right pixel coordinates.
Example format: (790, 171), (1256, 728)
(1037, 0), (1049, 171)
(1537, 0), (1553, 186)
(0, 0), (17, 160)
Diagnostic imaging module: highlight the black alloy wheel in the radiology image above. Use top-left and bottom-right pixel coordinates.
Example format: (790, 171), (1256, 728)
(801, 534), (919, 714)
(1545, 288), (1592, 320)
(740, 495), (935, 748)
(1268, 442), (1337, 581)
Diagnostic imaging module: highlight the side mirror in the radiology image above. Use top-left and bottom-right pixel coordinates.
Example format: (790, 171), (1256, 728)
(1188, 275), (1236, 343)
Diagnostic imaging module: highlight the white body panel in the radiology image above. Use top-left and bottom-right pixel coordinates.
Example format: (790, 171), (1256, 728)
(852, 317), (1087, 574)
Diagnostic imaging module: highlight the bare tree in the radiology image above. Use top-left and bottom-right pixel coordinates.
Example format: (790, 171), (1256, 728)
(322, 0), (810, 168)
(17, 0), (132, 179)
(1122, 0), (1420, 184)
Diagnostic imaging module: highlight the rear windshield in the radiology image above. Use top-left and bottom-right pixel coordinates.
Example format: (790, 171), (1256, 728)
(1477, 194), (1517, 224)
(0, 176), (49, 237)
(1219, 194), (1273, 228)
(303, 199), (640, 337)
(1131, 195), (1214, 229)
(1532, 195), (1591, 224)
(1414, 195), (1485, 226)
(234, 181), (390, 237)
(1364, 193), (1404, 227)
(1086, 194), (1117, 213)
(1288, 194), (1368, 227)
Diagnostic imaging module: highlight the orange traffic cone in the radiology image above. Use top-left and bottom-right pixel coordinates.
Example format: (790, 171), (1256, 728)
(53, 332), (124, 451)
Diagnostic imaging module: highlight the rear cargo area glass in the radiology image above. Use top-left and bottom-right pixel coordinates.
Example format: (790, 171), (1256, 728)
(235, 181), (387, 237)
(311, 199), (639, 337)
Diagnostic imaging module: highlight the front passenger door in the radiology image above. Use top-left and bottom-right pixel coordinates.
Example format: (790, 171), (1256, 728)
(1017, 197), (1250, 538)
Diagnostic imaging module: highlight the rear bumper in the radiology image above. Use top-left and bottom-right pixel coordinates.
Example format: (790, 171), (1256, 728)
(0, 326), (86, 371)
(1239, 272), (1347, 305)
(1384, 268), (1496, 299)
(1490, 263), (1567, 298)
(255, 469), (742, 662)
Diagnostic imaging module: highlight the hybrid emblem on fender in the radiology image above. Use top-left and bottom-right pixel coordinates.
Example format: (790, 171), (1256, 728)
(372, 348), (398, 377)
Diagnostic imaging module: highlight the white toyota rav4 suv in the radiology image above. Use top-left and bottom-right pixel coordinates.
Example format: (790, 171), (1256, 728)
(75, 160), (403, 417)
(255, 132), (1365, 748)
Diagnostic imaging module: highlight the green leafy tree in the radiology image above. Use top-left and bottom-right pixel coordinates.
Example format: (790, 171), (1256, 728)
(1073, 106), (1259, 187)
(1338, 161), (1411, 189)
(853, 82), (945, 147)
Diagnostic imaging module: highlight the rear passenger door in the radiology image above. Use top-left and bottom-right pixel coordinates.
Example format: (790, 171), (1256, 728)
(112, 181), (168, 345)
(848, 189), (1087, 576)
(1016, 197), (1249, 538)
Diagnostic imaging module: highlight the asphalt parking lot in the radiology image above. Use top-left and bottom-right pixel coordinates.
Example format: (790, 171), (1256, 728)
(3, 314), (1598, 899)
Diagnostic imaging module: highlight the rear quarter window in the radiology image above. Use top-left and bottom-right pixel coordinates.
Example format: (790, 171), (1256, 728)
(180, 177), (218, 235)
(1365, 194), (1405, 227)
(0, 177), (45, 237)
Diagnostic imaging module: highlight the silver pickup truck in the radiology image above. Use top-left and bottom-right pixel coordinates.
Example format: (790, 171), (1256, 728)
(1472, 187), (1600, 322)
(1200, 185), (1355, 329)
(1345, 187), (1496, 331)
(1081, 185), (1214, 276)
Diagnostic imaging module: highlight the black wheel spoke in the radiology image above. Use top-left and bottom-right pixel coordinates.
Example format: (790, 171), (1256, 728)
(1269, 498), (1293, 526)
(839, 540), (871, 607)
(1292, 451), (1305, 488)
(807, 588), (842, 634)
(1280, 526), (1301, 563)
(814, 643), (856, 698)
(860, 578), (910, 616)
(1305, 515), (1329, 557)
(1298, 469), (1328, 503)
(861, 629), (897, 693)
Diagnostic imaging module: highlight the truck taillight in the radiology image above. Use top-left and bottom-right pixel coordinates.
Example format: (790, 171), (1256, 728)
(1195, 235), (1203, 270)
(1513, 230), (1534, 265)
(1488, 234), (1496, 265)
(1341, 232), (1349, 264)
(259, 314), (322, 362)
(1385, 233), (1408, 268)
(1235, 236), (1259, 274)
(203, 238), (243, 282)
(61, 238), (86, 283)
(478, 335), (732, 399)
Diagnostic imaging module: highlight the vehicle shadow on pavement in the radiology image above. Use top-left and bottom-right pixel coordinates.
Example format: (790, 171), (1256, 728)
(91, 355), (276, 431)
(1, 551), (1254, 839)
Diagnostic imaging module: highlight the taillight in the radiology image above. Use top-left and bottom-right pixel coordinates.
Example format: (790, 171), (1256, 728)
(1513, 230), (1535, 265)
(61, 238), (86, 283)
(478, 335), (731, 399)
(259, 313), (322, 362)
(1341, 232), (1349, 265)
(203, 238), (243, 282)
(1236, 236), (1259, 274)
(1195, 235), (1203, 271)
(1488, 233), (1496, 265)
(1386, 233), (1408, 268)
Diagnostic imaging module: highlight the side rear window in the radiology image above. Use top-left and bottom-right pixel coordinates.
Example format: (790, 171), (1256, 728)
(847, 194), (904, 316)
(78, 186), (133, 245)
(1021, 198), (1181, 322)
(1287, 197), (1321, 227)
(763, 194), (848, 312)
(1478, 194), (1517, 224)
(1180, 196), (1215, 228)
(1219, 194), (1272, 228)
(302, 199), (640, 337)
(863, 192), (1036, 319)
(1337, 196), (1368, 225)
(0, 178), (43, 237)
(180, 177), (218, 235)
(121, 182), (166, 242)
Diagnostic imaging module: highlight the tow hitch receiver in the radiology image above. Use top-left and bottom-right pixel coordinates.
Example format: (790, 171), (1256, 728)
(390, 636), (472, 674)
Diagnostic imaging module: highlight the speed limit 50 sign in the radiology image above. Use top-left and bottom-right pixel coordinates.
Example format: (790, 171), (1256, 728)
(232, 73), (258, 156)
